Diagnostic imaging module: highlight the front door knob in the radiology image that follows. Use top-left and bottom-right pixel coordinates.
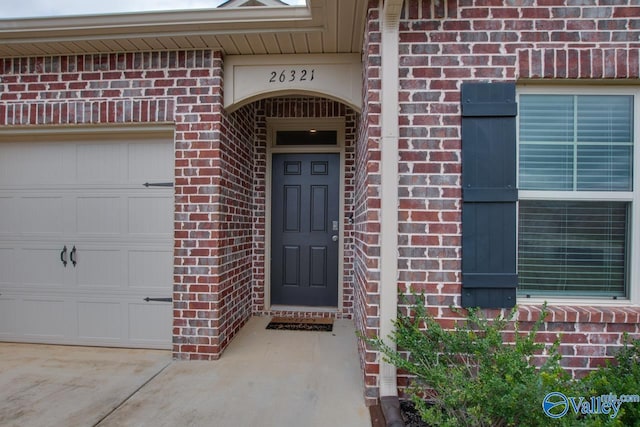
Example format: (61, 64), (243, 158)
(332, 235), (338, 242)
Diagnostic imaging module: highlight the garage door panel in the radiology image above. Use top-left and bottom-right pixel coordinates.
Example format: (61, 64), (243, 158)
(129, 141), (174, 184)
(76, 197), (122, 235)
(0, 248), (16, 285)
(27, 144), (73, 185)
(18, 248), (66, 286)
(0, 143), (74, 186)
(0, 196), (17, 234)
(21, 197), (65, 234)
(0, 145), (21, 184)
(128, 302), (172, 343)
(77, 301), (122, 340)
(128, 250), (173, 289)
(22, 298), (69, 337)
(1, 296), (171, 348)
(129, 196), (173, 235)
(76, 248), (123, 288)
(76, 143), (127, 184)
(0, 297), (18, 336)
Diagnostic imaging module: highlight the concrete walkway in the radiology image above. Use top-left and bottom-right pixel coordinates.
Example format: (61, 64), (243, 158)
(0, 316), (370, 427)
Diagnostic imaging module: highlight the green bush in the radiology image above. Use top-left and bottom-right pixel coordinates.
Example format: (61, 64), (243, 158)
(366, 295), (640, 426)
(577, 334), (640, 427)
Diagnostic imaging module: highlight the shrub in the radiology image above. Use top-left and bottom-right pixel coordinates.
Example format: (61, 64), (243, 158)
(576, 334), (640, 427)
(366, 296), (639, 426)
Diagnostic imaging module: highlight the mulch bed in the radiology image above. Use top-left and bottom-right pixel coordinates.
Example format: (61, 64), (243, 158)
(400, 401), (430, 427)
(266, 316), (334, 332)
(369, 401), (432, 427)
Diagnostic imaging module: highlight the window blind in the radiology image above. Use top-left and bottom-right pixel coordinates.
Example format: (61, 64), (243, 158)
(518, 200), (628, 297)
(519, 95), (633, 192)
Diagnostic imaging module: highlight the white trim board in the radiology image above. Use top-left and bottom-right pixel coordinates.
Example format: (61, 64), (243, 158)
(224, 54), (362, 112)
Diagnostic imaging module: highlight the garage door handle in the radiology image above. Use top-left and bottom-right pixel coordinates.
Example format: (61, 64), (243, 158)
(60, 245), (68, 267)
(70, 246), (77, 267)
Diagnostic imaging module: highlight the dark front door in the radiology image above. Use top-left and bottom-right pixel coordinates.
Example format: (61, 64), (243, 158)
(271, 153), (340, 306)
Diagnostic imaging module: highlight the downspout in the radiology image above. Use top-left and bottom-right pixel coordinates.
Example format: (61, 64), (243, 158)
(379, 0), (403, 425)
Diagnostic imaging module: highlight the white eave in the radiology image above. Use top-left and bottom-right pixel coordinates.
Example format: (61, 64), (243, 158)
(0, 0), (367, 57)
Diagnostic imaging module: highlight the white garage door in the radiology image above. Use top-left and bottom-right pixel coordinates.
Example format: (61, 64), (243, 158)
(0, 133), (173, 349)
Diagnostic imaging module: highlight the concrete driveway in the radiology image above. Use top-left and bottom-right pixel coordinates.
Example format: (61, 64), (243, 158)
(0, 317), (370, 427)
(0, 343), (171, 427)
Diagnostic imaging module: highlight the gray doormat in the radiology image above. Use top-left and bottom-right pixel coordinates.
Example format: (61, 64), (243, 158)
(266, 317), (334, 332)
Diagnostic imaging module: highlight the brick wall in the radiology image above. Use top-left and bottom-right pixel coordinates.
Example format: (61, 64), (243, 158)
(354, 2), (384, 405)
(0, 53), (182, 124)
(360, 0), (640, 400)
(210, 102), (256, 355)
(173, 52), (254, 360)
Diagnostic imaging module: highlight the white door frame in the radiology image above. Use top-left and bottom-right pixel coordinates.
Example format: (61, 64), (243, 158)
(265, 117), (346, 312)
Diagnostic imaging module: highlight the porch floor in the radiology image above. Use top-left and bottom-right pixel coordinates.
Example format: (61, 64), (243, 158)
(0, 316), (370, 427)
(100, 315), (370, 426)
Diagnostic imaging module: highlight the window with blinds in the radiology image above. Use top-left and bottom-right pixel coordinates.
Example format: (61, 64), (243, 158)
(518, 201), (628, 297)
(517, 92), (635, 299)
(519, 95), (633, 192)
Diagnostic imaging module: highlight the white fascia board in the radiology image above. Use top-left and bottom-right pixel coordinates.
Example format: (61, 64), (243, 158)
(0, 4), (314, 39)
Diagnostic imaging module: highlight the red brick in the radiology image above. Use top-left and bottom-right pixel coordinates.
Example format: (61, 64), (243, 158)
(575, 345), (606, 357)
(578, 323), (605, 333)
(544, 49), (555, 77)
(589, 334), (621, 345)
(613, 7), (640, 18)
(588, 357), (612, 369)
(530, 49), (543, 77)
(522, 8), (551, 19)
(561, 333), (589, 344)
(567, 49), (579, 77)
(579, 49), (592, 78)
(607, 323), (638, 333)
(592, 49), (604, 78)
(560, 357), (589, 368)
(630, 49), (639, 78)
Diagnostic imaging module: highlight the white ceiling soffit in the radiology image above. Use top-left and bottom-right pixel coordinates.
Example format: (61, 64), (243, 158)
(0, 0), (367, 57)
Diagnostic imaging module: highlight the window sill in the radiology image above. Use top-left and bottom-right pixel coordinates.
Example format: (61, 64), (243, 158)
(517, 300), (640, 324)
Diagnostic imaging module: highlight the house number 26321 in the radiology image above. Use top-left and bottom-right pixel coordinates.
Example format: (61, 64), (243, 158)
(269, 69), (315, 83)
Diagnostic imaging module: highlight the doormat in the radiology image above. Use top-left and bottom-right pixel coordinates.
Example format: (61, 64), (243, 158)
(266, 317), (334, 332)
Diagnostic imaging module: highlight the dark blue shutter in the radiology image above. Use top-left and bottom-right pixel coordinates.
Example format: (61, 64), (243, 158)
(461, 82), (518, 309)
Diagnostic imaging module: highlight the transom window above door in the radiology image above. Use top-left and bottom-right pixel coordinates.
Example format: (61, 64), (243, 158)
(276, 130), (337, 146)
(517, 88), (637, 301)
